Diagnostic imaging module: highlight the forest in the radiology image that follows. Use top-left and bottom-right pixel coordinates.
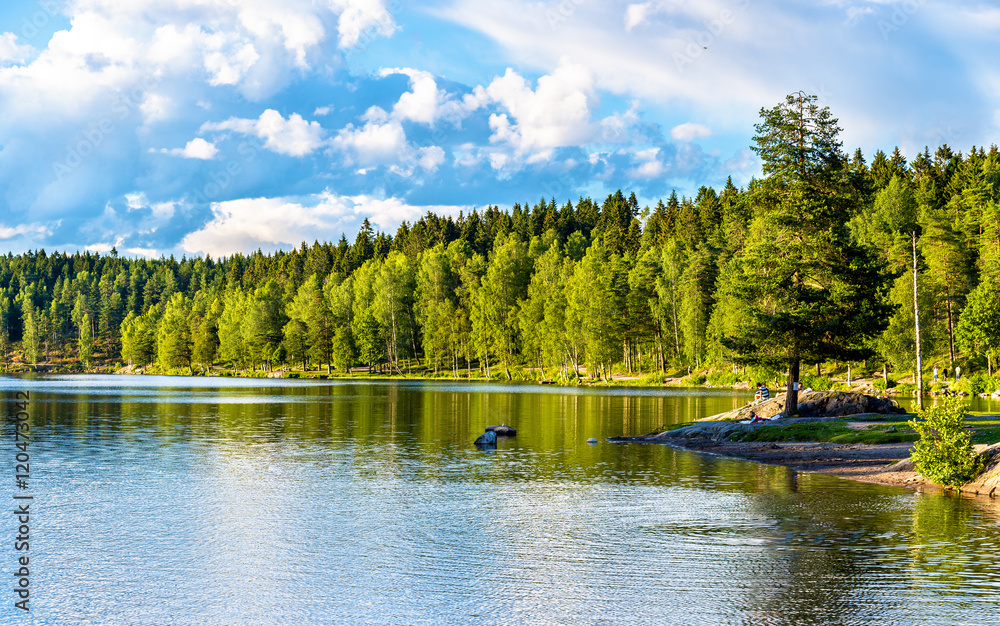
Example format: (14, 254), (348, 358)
(2, 95), (1000, 391)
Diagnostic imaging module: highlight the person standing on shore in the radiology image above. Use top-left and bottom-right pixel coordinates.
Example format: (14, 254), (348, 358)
(933, 364), (938, 383)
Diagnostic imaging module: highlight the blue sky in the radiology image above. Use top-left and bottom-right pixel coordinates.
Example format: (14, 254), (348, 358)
(0, 0), (997, 257)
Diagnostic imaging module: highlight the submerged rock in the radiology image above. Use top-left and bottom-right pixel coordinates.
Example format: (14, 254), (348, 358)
(586, 438), (598, 444)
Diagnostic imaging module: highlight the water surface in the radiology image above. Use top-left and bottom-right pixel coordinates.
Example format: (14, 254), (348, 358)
(2, 375), (999, 625)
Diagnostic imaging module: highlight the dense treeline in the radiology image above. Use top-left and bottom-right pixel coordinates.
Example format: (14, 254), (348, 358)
(2, 128), (1000, 383)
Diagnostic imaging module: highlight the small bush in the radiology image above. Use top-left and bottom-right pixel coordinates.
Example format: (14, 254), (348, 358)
(830, 381), (852, 391)
(950, 377), (972, 395)
(799, 375), (832, 391)
(639, 372), (668, 384)
(873, 376), (896, 391)
(967, 371), (998, 395)
(706, 370), (740, 387)
(908, 397), (984, 487)
(689, 374), (707, 385)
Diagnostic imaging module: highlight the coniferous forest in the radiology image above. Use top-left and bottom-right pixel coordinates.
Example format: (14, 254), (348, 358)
(3, 95), (1000, 391)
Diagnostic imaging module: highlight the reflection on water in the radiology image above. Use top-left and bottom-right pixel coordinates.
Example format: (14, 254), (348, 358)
(1, 375), (999, 625)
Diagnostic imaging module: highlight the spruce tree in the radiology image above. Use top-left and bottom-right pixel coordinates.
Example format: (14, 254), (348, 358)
(722, 93), (893, 414)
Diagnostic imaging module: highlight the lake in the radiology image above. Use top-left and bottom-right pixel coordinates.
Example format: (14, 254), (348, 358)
(3, 375), (1000, 624)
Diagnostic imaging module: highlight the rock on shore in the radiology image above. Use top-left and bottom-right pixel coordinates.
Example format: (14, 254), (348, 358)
(609, 391), (905, 444)
(718, 390), (905, 422)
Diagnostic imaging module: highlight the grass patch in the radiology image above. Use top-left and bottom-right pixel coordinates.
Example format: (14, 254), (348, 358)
(729, 421), (918, 444)
(729, 422), (852, 443)
(971, 427), (1000, 445)
(829, 431), (918, 444)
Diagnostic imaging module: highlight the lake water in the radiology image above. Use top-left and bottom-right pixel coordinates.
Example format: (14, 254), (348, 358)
(3, 375), (1000, 625)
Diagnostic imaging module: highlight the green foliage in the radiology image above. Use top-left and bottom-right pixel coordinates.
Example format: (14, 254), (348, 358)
(967, 371), (998, 395)
(722, 93), (893, 421)
(78, 312), (93, 366)
(955, 280), (1000, 368)
(798, 374), (832, 390)
(705, 370), (740, 387)
(873, 376), (896, 391)
(0, 104), (996, 385)
(909, 397), (984, 487)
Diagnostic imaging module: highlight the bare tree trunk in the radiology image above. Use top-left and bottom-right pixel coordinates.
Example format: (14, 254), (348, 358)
(946, 298), (956, 368)
(913, 231), (925, 411)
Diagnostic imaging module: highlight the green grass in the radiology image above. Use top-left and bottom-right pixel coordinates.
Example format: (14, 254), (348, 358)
(728, 421), (918, 444)
(971, 427), (1000, 445)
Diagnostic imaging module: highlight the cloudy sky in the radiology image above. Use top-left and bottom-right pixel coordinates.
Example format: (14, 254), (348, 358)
(0, 0), (997, 257)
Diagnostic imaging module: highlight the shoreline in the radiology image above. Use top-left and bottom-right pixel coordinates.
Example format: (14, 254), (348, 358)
(615, 434), (1000, 497)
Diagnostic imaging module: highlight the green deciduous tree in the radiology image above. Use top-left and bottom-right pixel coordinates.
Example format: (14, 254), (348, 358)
(566, 237), (621, 380)
(473, 235), (530, 379)
(157, 292), (192, 370)
(955, 279), (1000, 375)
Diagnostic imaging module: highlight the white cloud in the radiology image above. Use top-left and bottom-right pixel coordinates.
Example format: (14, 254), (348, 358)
(330, 0), (398, 48)
(624, 3), (653, 32)
(0, 0), (400, 118)
(204, 39), (260, 87)
(157, 138), (219, 159)
(381, 67), (445, 125)
(123, 192), (176, 219)
(330, 118), (409, 166)
(125, 247), (160, 258)
(628, 147), (665, 178)
(181, 192), (462, 257)
(314, 106), (332, 116)
(0, 222), (53, 241)
(417, 146), (446, 171)
(202, 109), (324, 157)
(0, 33), (32, 65)
(474, 59), (597, 162)
(845, 6), (874, 26)
(670, 122), (712, 142)
(431, 0), (846, 139)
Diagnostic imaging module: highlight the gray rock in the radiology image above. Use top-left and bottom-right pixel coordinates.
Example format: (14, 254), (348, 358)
(486, 424), (516, 436)
(586, 438), (598, 444)
(474, 431), (497, 446)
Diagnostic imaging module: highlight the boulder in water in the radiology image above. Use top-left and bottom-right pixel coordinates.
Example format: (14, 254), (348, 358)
(486, 424), (516, 436)
(474, 431), (498, 446)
